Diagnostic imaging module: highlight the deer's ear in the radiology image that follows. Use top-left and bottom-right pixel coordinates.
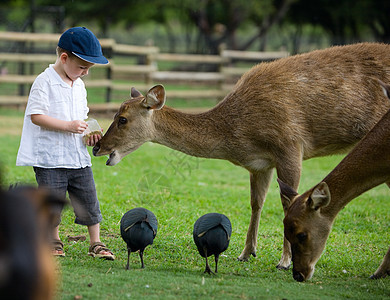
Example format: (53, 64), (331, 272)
(143, 84), (166, 110)
(131, 87), (143, 98)
(278, 178), (298, 211)
(308, 182), (331, 210)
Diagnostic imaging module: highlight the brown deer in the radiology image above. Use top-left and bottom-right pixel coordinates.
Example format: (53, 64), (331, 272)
(278, 80), (390, 282)
(93, 43), (390, 269)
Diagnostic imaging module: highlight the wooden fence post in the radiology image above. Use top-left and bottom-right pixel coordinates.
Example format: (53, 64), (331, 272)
(103, 43), (114, 103)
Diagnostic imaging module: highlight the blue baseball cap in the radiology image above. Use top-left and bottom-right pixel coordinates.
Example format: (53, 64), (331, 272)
(58, 27), (108, 65)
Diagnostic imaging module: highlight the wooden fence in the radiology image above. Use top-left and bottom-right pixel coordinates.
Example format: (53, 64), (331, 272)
(0, 31), (289, 112)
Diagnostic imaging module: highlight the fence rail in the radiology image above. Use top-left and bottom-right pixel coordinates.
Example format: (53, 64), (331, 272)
(0, 31), (289, 112)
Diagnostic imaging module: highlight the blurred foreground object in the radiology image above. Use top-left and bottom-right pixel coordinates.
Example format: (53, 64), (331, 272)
(0, 185), (67, 300)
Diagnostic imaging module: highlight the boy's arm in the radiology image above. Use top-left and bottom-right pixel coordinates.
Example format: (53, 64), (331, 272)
(31, 114), (88, 134)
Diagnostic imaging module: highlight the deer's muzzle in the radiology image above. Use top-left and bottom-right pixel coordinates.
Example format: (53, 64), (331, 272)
(92, 144), (100, 156)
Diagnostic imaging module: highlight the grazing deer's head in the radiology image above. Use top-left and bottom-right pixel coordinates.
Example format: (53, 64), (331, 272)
(93, 85), (166, 165)
(278, 179), (333, 281)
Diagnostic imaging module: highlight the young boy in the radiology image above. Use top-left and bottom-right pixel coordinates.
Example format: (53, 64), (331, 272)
(16, 27), (114, 260)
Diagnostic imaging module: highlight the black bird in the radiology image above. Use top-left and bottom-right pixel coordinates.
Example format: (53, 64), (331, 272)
(193, 213), (232, 274)
(120, 207), (158, 269)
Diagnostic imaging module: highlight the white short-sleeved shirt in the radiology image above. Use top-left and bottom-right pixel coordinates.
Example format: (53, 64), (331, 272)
(16, 64), (91, 168)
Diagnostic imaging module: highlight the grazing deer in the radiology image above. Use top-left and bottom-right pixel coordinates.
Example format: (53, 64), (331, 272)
(278, 80), (390, 282)
(93, 43), (390, 269)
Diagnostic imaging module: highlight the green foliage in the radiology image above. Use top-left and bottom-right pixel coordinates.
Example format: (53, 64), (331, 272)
(2, 0), (390, 53)
(1, 111), (389, 299)
(287, 0), (390, 44)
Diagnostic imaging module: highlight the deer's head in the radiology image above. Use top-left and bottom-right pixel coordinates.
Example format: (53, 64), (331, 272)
(278, 179), (333, 282)
(93, 85), (166, 165)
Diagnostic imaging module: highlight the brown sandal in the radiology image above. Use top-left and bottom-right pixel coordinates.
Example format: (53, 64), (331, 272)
(52, 239), (65, 257)
(88, 242), (115, 260)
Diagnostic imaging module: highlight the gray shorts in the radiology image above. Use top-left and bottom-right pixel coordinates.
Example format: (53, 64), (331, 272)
(33, 166), (102, 226)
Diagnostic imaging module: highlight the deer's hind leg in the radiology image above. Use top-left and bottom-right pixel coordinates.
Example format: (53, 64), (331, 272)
(238, 168), (274, 261)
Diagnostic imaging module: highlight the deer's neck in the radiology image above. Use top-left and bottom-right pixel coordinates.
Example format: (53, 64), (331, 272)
(321, 111), (390, 218)
(151, 107), (230, 159)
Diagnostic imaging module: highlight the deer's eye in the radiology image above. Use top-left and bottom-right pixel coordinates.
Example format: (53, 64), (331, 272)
(118, 117), (127, 125)
(297, 232), (307, 243)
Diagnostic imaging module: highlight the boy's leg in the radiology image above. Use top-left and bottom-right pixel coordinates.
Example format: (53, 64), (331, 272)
(88, 223), (101, 244)
(87, 223), (114, 257)
(52, 225), (65, 256)
(33, 167), (67, 256)
(67, 167), (102, 226)
(53, 225), (60, 241)
(67, 167), (114, 259)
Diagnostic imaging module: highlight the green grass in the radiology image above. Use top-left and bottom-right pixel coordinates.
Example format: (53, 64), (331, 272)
(0, 111), (389, 299)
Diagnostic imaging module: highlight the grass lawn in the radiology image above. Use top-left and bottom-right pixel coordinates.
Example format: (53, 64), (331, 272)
(0, 109), (389, 299)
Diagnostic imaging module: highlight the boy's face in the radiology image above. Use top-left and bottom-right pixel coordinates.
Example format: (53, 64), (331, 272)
(61, 53), (95, 81)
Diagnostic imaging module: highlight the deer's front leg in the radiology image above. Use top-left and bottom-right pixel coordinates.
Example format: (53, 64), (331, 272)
(238, 169), (274, 261)
(275, 153), (302, 269)
(370, 183), (390, 278)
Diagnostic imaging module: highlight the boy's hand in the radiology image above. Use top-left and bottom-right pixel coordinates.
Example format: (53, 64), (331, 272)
(86, 133), (102, 147)
(69, 120), (88, 134)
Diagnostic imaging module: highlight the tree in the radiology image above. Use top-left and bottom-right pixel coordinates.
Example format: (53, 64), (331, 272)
(361, 0), (390, 43)
(242, 0), (296, 51)
(177, 0), (296, 53)
(10, 0), (390, 53)
(287, 0), (390, 50)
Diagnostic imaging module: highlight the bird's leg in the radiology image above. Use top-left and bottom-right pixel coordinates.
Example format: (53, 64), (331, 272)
(204, 256), (212, 274)
(139, 249), (145, 269)
(203, 249), (214, 275)
(214, 254), (219, 273)
(126, 249), (131, 270)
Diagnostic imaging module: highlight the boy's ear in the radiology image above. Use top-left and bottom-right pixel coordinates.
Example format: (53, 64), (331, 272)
(59, 52), (69, 64)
